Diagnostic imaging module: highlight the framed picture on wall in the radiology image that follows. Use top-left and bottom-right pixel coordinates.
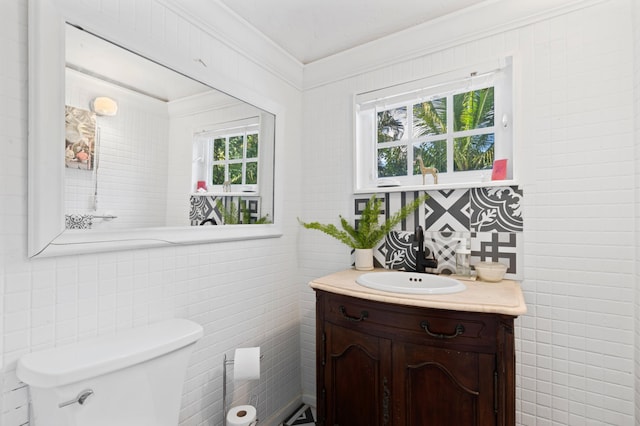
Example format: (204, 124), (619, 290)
(65, 105), (96, 170)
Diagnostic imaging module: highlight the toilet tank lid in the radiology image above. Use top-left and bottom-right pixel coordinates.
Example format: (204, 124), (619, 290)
(16, 318), (203, 389)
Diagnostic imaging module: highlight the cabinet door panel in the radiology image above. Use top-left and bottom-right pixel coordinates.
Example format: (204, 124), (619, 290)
(394, 343), (496, 425)
(325, 323), (392, 426)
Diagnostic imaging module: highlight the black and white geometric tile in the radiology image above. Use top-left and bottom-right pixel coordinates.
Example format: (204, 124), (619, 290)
(424, 231), (471, 275)
(354, 186), (524, 278)
(355, 194), (423, 269)
(470, 232), (523, 280)
(354, 192), (424, 232)
(189, 195), (261, 226)
(65, 213), (94, 229)
(424, 189), (470, 232)
(282, 404), (316, 426)
(190, 195), (222, 225)
(384, 230), (416, 271)
(469, 186), (523, 232)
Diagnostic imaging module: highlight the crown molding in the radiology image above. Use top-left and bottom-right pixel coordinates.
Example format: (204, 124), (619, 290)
(159, 0), (304, 91)
(303, 0), (610, 90)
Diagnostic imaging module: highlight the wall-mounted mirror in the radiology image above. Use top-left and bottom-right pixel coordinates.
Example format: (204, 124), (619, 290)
(28, 0), (282, 258)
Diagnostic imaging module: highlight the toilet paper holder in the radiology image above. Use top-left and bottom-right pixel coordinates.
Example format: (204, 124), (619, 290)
(223, 351), (263, 425)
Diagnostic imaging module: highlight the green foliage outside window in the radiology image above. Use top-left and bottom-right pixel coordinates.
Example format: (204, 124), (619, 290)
(246, 133), (258, 158)
(413, 97), (447, 136)
(377, 146), (407, 177)
(229, 163), (243, 184)
(377, 108), (406, 143)
(413, 141), (447, 174)
(245, 161), (258, 184)
(452, 88), (495, 171)
(213, 138), (225, 161)
(377, 86), (495, 178)
(209, 130), (260, 188)
(212, 164), (225, 185)
(229, 136), (243, 160)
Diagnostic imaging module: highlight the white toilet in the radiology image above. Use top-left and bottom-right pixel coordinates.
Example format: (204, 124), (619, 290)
(17, 318), (203, 426)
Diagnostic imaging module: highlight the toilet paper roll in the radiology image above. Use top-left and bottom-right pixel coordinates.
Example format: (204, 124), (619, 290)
(233, 347), (260, 381)
(226, 405), (257, 426)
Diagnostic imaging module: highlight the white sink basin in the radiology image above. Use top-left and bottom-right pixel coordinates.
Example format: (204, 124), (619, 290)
(356, 271), (466, 295)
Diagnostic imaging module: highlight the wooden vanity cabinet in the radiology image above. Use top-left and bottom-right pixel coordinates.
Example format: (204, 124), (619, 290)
(315, 290), (516, 426)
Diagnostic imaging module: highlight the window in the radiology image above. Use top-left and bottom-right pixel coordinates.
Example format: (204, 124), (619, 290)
(193, 118), (261, 193)
(211, 129), (259, 187)
(355, 58), (513, 191)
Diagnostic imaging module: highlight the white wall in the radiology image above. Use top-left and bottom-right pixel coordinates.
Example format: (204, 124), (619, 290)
(634, 0), (640, 422)
(65, 70), (171, 229)
(299, 0), (636, 424)
(0, 1), (303, 425)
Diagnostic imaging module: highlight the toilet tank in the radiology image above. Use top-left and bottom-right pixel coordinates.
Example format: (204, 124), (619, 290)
(17, 319), (203, 426)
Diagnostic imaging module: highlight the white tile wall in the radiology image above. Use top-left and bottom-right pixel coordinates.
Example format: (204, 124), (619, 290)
(0, 1), (303, 426)
(299, 0), (636, 424)
(65, 71), (171, 229)
(634, 0), (640, 423)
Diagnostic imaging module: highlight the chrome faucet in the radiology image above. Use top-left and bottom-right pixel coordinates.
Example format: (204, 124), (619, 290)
(413, 225), (438, 273)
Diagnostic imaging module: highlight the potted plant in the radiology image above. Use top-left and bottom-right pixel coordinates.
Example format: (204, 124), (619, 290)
(299, 194), (428, 270)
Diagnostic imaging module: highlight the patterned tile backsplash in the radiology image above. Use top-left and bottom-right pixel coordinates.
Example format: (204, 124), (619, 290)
(189, 195), (261, 225)
(355, 186), (523, 280)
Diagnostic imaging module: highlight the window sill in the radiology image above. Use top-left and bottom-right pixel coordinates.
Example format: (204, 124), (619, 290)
(192, 191), (260, 197)
(355, 179), (519, 194)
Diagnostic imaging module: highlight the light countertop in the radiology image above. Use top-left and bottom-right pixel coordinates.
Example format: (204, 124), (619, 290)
(309, 268), (527, 316)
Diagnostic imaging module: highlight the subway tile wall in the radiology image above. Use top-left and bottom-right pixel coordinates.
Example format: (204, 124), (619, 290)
(65, 71), (171, 229)
(0, 1), (303, 425)
(299, 1), (636, 424)
(633, 1), (640, 422)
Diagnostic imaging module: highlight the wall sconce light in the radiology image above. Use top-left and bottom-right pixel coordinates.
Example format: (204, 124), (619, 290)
(91, 97), (118, 116)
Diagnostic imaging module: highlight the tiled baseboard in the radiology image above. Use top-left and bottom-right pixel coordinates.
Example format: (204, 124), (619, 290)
(282, 404), (316, 426)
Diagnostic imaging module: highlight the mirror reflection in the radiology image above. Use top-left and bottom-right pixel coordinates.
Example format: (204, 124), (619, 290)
(64, 24), (275, 230)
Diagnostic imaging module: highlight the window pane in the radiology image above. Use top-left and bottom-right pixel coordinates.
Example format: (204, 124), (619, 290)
(246, 133), (258, 158)
(229, 136), (244, 160)
(377, 107), (407, 142)
(213, 138), (226, 161)
(245, 161), (258, 184)
(453, 87), (494, 131)
(212, 164), (225, 184)
(229, 163), (243, 184)
(413, 97), (447, 136)
(377, 146), (407, 177)
(414, 140), (447, 174)
(453, 134), (494, 171)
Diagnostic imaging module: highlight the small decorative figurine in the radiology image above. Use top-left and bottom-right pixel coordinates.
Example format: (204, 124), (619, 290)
(416, 157), (438, 185)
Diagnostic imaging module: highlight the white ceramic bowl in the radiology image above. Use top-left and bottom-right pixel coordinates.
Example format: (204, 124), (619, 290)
(474, 261), (507, 282)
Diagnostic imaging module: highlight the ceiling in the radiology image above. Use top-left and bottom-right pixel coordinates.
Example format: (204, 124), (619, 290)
(216, 0), (490, 64)
(66, 24), (214, 102)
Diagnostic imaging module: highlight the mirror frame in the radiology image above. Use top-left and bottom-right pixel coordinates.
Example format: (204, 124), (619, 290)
(28, 0), (284, 258)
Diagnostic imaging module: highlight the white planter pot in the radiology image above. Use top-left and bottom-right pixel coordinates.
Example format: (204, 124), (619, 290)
(354, 248), (374, 271)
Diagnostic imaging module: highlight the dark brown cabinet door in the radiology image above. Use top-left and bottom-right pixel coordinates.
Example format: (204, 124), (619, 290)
(393, 342), (496, 425)
(315, 290), (515, 426)
(324, 323), (392, 426)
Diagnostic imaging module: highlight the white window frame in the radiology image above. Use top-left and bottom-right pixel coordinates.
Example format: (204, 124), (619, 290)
(194, 117), (261, 194)
(209, 127), (259, 190)
(354, 57), (514, 192)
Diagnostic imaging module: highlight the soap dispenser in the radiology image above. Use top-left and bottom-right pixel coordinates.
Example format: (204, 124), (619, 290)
(455, 238), (471, 277)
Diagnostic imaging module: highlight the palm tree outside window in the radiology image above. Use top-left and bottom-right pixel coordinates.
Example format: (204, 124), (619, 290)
(355, 57), (512, 191)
